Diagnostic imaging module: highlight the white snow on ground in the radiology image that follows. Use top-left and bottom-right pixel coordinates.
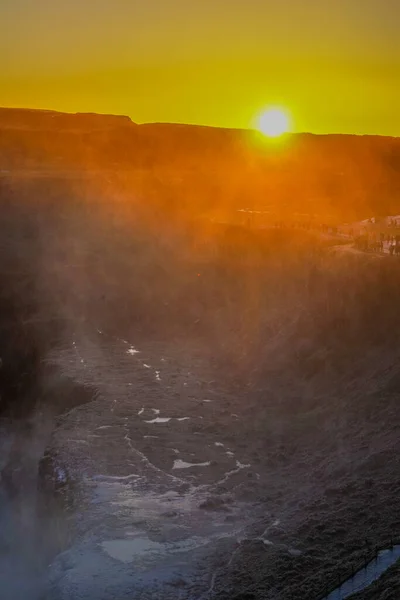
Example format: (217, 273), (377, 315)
(172, 460), (211, 470)
(144, 416), (190, 424)
(100, 531), (235, 566)
(216, 460), (251, 487)
(236, 461), (250, 469)
(43, 335), (257, 599)
(143, 364), (151, 368)
(245, 518), (281, 547)
(215, 442), (224, 447)
(54, 466), (68, 483)
(93, 474), (140, 482)
(101, 538), (166, 563)
(127, 347), (139, 356)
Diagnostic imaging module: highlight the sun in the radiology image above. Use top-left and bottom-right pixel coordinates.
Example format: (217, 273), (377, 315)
(257, 108), (290, 137)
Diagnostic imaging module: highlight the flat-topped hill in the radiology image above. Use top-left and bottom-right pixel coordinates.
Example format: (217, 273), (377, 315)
(0, 107), (399, 221)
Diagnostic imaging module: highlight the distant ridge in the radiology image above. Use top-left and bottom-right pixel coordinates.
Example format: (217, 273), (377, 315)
(0, 106), (398, 139)
(0, 107), (134, 131)
(0, 106), (399, 222)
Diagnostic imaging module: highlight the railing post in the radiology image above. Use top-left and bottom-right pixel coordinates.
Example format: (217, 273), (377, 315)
(314, 535), (400, 600)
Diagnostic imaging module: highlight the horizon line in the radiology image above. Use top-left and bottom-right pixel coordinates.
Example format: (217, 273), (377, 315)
(0, 105), (398, 140)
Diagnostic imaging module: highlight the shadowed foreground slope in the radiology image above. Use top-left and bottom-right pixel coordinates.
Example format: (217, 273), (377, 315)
(0, 177), (399, 599)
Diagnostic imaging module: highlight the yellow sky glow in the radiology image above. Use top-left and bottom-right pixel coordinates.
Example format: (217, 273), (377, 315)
(1, 1), (399, 136)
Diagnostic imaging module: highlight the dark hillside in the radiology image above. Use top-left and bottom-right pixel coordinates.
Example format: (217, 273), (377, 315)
(0, 114), (400, 599)
(0, 107), (399, 221)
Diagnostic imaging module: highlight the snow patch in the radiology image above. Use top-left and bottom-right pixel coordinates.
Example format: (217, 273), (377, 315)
(127, 347), (139, 356)
(93, 474), (139, 482)
(172, 460), (211, 470)
(101, 535), (213, 564)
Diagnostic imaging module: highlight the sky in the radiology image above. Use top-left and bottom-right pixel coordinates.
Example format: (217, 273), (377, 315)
(1, 0), (399, 135)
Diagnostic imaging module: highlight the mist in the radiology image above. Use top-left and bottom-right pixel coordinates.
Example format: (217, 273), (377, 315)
(1, 111), (400, 600)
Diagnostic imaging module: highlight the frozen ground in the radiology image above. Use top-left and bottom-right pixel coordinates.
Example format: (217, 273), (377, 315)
(27, 321), (399, 600)
(39, 331), (268, 600)
(1, 193), (400, 599)
(2, 301), (400, 599)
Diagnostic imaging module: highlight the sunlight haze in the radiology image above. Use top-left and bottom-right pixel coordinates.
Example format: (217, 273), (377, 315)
(1, 2), (400, 599)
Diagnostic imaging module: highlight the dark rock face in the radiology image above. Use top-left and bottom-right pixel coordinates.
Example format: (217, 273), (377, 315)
(199, 496), (230, 512)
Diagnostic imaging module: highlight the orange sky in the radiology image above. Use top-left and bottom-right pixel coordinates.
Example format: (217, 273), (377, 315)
(1, 0), (399, 136)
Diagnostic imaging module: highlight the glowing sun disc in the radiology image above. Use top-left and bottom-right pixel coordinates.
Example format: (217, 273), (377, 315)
(258, 108), (290, 137)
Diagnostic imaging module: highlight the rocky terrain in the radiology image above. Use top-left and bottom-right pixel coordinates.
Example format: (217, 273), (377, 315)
(0, 115), (400, 598)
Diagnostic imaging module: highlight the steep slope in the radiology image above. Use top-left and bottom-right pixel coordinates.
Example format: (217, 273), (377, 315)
(1, 176), (400, 598)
